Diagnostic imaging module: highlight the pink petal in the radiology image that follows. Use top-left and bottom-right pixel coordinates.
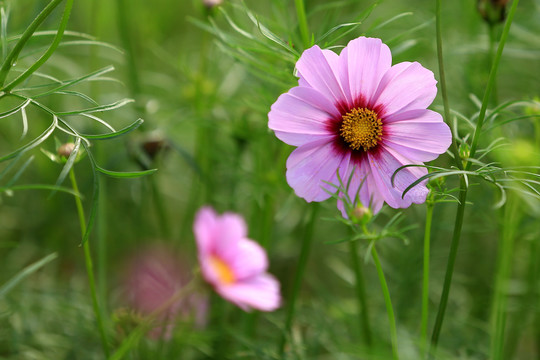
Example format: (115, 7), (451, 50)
(295, 45), (350, 107)
(339, 37), (392, 107)
(368, 146), (429, 209)
(371, 62), (437, 117)
(384, 109), (452, 162)
(213, 213), (248, 261)
(269, 86), (339, 146)
(286, 138), (346, 202)
(193, 207), (218, 255)
(229, 238), (268, 280)
(216, 274), (281, 312)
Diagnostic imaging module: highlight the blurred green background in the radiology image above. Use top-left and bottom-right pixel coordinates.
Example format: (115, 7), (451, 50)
(1, 0), (539, 359)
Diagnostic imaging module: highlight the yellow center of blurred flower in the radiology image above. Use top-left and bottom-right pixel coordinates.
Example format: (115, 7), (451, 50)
(209, 255), (235, 284)
(340, 108), (383, 151)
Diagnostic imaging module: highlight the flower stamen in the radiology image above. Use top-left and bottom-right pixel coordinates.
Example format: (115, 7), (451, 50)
(209, 255), (235, 284)
(340, 108), (383, 151)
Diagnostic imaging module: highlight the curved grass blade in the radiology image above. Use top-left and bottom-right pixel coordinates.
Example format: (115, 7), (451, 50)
(0, 184), (80, 197)
(58, 40), (124, 54)
(56, 98), (134, 116)
(399, 170), (479, 199)
(390, 164), (446, 187)
(0, 116), (57, 163)
(2, 0), (74, 91)
(96, 165), (157, 179)
(317, 22), (362, 44)
(53, 137), (81, 191)
(80, 113), (116, 132)
(82, 118), (143, 140)
(7, 30), (96, 42)
(0, 253), (58, 299)
(5, 155), (34, 187)
(0, 0), (64, 86)
(0, 99), (30, 119)
(1, 5), (8, 61)
(33, 65), (115, 99)
(52, 91), (100, 106)
(0, 153), (25, 181)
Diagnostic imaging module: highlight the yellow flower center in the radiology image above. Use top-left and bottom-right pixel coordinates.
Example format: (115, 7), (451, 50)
(209, 255), (235, 284)
(339, 108), (383, 151)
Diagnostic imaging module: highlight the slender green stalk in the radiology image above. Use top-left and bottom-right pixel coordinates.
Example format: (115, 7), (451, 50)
(69, 168), (110, 358)
(349, 239), (373, 348)
(116, 0), (142, 99)
(2, 0), (73, 91)
(371, 245), (399, 360)
(420, 197), (434, 355)
(490, 195), (518, 360)
(429, 176), (468, 353)
(435, 0), (462, 170)
(430, 0), (519, 354)
(97, 175), (108, 317)
(488, 24), (498, 105)
(1, 5), (9, 62)
(467, 0), (520, 167)
(294, 0), (310, 49)
(279, 203), (319, 356)
(505, 233), (540, 358)
(150, 175), (171, 238)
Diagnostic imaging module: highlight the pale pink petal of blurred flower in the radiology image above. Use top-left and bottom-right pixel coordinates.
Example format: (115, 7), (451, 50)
(194, 207), (281, 312)
(124, 245), (208, 339)
(268, 36), (452, 216)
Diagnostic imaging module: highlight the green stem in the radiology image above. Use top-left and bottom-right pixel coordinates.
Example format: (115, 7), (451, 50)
(371, 245), (399, 360)
(349, 239), (373, 348)
(279, 203), (319, 356)
(294, 0), (310, 49)
(488, 24), (498, 105)
(429, 177), (468, 354)
(2, 0), (73, 91)
(0, 0), (63, 85)
(429, 1), (519, 354)
(69, 168), (110, 358)
(490, 195), (518, 360)
(420, 197), (434, 355)
(116, 0), (142, 100)
(150, 175), (171, 238)
(467, 0), (519, 168)
(435, 0), (462, 170)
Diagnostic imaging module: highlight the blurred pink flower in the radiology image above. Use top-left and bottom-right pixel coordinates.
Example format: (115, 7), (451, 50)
(268, 36), (451, 215)
(125, 246), (207, 339)
(194, 207), (281, 312)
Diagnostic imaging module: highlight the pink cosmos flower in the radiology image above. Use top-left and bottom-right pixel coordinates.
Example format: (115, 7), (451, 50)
(194, 207), (281, 312)
(268, 36), (452, 215)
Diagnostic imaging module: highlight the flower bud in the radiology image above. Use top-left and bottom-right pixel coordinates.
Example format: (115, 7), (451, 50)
(350, 204), (372, 225)
(477, 0), (509, 25)
(57, 142), (76, 158)
(202, 0), (223, 9)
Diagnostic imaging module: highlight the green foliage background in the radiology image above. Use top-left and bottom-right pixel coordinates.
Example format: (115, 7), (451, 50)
(0, 0), (539, 359)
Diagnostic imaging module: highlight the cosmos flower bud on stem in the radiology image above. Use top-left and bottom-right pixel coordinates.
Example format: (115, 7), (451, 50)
(477, 0), (509, 25)
(202, 0), (223, 10)
(57, 142), (76, 158)
(350, 204), (372, 225)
